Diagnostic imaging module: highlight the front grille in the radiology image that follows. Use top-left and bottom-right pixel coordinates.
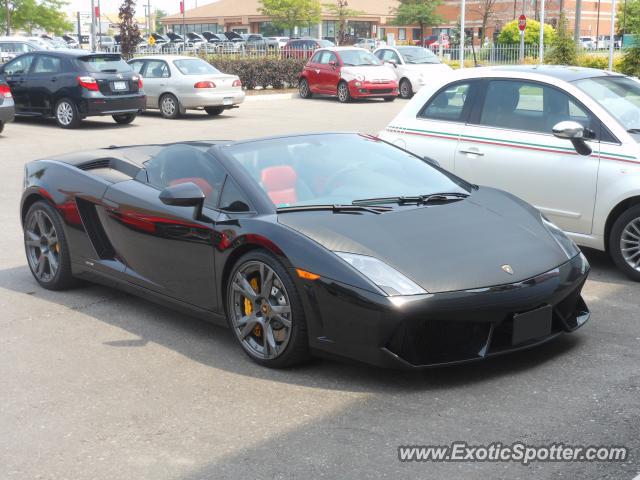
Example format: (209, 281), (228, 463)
(371, 88), (394, 94)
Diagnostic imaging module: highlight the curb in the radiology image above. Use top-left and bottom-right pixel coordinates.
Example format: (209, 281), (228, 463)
(245, 92), (298, 102)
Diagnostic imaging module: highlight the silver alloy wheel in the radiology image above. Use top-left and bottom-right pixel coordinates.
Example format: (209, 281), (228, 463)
(338, 82), (349, 102)
(620, 217), (640, 272)
(56, 101), (74, 126)
(229, 261), (293, 360)
(400, 79), (411, 98)
(299, 79), (309, 97)
(25, 209), (60, 282)
(161, 96), (177, 116)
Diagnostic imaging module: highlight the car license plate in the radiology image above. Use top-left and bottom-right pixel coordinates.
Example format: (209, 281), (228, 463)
(113, 81), (128, 91)
(223, 97), (233, 105)
(511, 305), (552, 345)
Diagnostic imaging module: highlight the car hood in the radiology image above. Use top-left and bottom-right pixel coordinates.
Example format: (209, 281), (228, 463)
(399, 63), (452, 73)
(278, 188), (569, 293)
(341, 65), (396, 81)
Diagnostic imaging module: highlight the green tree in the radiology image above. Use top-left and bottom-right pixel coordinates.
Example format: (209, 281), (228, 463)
(118, 0), (140, 59)
(617, 0), (640, 35)
(323, 1), (364, 45)
(1, 0), (71, 35)
(545, 12), (577, 64)
(497, 18), (556, 45)
(259, 0), (321, 33)
(391, 0), (442, 43)
(154, 9), (167, 33)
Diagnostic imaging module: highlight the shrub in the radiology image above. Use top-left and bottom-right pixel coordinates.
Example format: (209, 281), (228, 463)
(578, 53), (623, 71)
(202, 55), (308, 90)
(619, 39), (640, 76)
(498, 18), (556, 45)
(545, 13), (578, 65)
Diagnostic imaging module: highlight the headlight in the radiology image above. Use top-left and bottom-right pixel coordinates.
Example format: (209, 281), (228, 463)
(355, 73), (365, 82)
(335, 252), (427, 296)
(541, 214), (580, 258)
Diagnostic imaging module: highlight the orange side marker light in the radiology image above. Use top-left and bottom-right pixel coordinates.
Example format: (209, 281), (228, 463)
(296, 268), (320, 280)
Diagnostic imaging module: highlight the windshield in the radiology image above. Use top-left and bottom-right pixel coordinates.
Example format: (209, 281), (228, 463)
(339, 49), (382, 66)
(573, 76), (640, 135)
(223, 134), (469, 208)
(77, 55), (132, 73)
(397, 46), (441, 64)
(173, 58), (221, 75)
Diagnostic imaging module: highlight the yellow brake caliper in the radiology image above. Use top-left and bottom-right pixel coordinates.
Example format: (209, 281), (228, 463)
(243, 277), (262, 337)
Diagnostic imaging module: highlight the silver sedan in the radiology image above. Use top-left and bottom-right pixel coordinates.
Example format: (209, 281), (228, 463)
(128, 55), (245, 119)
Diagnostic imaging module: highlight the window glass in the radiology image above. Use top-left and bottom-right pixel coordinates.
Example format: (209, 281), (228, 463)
(219, 177), (252, 212)
(33, 55), (61, 74)
(574, 76), (640, 132)
(310, 51), (322, 63)
(397, 46), (440, 64)
(128, 60), (145, 74)
(3, 55), (34, 75)
(318, 51), (337, 64)
(144, 145), (227, 208)
(377, 49), (401, 63)
(78, 55), (132, 73)
(419, 82), (472, 122)
(479, 80), (594, 134)
(398, 28), (406, 40)
(338, 49), (381, 66)
(145, 60), (170, 78)
(173, 58), (220, 75)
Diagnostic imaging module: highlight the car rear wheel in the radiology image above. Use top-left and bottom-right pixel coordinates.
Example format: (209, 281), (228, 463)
(226, 250), (310, 368)
(337, 81), (352, 103)
(399, 78), (413, 99)
(112, 113), (136, 124)
(55, 98), (81, 129)
(159, 93), (180, 119)
(24, 201), (76, 290)
(610, 205), (640, 281)
(299, 78), (312, 98)
(205, 106), (224, 116)
(0, 121), (4, 134)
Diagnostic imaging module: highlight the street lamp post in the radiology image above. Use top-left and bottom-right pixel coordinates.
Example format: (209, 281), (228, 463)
(460, 0), (466, 68)
(539, 0), (545, 63)
(609, 0), (617, 70)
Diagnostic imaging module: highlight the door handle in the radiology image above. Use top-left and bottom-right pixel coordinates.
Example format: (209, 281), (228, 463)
(50, 77), (57, 82)
(459, 149), (484, 156)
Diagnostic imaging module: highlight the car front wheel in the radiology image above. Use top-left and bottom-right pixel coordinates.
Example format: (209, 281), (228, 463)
(610, 205), (640, 281)
(226, 250), (310, 368)
(112, 113), (136, 124)
(299, 78), (312, 98)
(55, 98), (81, 128)
(399, 78), (413, 99)
(337, 81), (351, 103)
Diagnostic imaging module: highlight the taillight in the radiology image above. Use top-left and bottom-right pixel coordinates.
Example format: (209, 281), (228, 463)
(194, 81), (216, 89)
(232, 79), (242, 87)
(0, 84), (11, 98)
(78, 76), (99, 91)
(134, 75), (143, 89)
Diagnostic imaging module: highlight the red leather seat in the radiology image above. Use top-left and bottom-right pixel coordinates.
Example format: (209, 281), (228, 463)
(169, 177), (214, 197)
(261, 166), (298, 205)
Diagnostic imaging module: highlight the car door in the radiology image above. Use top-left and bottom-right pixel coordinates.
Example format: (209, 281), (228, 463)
(1, 54), (35, 112)
(304, 51), (323, 93)
(455, 78), (600, 235)
(27, 54), (63, 114)
(99, 145), (227, 310)
(140, 59), (170, 108)
(396, 79), (481, 171)
(318, 51), (340, 93)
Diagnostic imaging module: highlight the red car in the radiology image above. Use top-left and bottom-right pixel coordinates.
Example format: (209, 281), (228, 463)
(282, 38), (334, 59)
(298, 47), (398, 103)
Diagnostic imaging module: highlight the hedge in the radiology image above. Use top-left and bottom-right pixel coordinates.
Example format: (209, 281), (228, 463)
(203, 55), (307, 90)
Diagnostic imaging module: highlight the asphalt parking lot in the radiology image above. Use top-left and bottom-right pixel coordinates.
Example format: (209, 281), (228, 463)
(0, 97), (639, 480)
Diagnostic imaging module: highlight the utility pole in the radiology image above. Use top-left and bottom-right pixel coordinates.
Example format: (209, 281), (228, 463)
(460, 0), (466, 68)
(609, 0), (616, 70)
(595, 0), (601, 48)
(90, 0), (96, 51)
(574, 0), (582, 42)
(148, 0), (152, 34)
(539, 0), (545, 63)
(5, 0), (10, 35)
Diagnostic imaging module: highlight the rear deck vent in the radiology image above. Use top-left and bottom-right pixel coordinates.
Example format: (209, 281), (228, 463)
(77, 158), (112, 171)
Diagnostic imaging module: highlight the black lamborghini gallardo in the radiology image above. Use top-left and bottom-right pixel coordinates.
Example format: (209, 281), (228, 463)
(21, 133), (590, 368)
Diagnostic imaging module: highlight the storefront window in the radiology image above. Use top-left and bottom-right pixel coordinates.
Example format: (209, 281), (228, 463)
(398, 28), (406, 40)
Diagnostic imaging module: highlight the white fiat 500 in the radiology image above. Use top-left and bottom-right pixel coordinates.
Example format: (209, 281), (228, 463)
(380, 65), (640, 280)
(373, 46), (452, 99)
(128, 55), (245, 119)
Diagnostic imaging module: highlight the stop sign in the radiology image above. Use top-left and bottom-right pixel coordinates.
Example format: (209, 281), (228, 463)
(518, 14), (527, 32)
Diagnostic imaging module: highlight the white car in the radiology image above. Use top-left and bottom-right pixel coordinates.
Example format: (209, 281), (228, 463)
(266, 36), (289, 48)
(374, 45), (452, 99)
(128, 55), (245, 119)
(380, 66), (640, 280)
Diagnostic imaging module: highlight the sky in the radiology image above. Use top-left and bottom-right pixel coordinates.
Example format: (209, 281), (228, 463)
(64, 0), (217, 18)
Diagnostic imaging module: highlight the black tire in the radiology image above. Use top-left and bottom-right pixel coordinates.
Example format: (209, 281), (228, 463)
(205, 106), (224, 116)
(399, 78), (413, 99)
(609, 204), (640, 281)
(337, 81), (352, 103)
(226, 250), (310, 368)
(54, 98), (81, 129)
(24, 200), (76, 290)
(159, 93), (181, 119)
(299, 78), (312, 99)
(112, 113), (136, 124)
(384, 96), (396, 102)
(0, 121), (4, 133)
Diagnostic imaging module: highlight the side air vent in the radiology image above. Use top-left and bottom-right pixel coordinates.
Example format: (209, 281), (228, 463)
(77, 158), (112, 171)
(75, 197), (116, 259)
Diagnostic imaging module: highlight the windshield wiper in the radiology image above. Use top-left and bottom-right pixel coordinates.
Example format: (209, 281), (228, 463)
(276, 204), (393, 214)
(627, 128), (640, 133)
(352, 192), (469, 206)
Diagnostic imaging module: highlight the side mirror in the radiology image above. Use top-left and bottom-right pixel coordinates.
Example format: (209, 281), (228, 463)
(552, 121), (592, 156)
(328, 60), (337, 68)
(159, 182), (206, 220)
(386, 60), (397, 68)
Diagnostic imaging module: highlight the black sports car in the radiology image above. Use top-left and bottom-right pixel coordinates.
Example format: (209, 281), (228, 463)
(21, 133), (590, 369)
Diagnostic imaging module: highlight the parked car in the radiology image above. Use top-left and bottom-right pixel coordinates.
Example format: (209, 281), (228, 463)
(0, 79), (14, 133)
(267, 36), (289, 48)
(380, 65), (640, 280)
(283, 38), (334, 59)
(353, 38), (378, 51)
(24, 37), (56, 51)
(202, 31), (236, 53)
(374, 46), (451, 99)
(222, 31), (247, 51)
(0, 50), (145, 128)
(299, 47), (398, 103)
(98, 35), (116, 51)
(43, 36), (72, 49)
(164, 32), (186, 52)
(128, 55), (244, 119)
(241, 34), (279, 51)
(0, 37), (43, 63)
(185, 32), (207, 51)
(62, 34), (80, 48)
(579, 36), (596, 50)
(20, 132), (590, 368)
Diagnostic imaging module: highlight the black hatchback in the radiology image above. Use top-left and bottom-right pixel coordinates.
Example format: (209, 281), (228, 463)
(0, 50), (146, 128)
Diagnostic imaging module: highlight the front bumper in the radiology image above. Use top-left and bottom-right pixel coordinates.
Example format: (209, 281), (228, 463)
(304, 253), (590, 369)
(80, 94), (146, 117)
(348, 80), (398, 98)
(179, 90), (245, 109)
